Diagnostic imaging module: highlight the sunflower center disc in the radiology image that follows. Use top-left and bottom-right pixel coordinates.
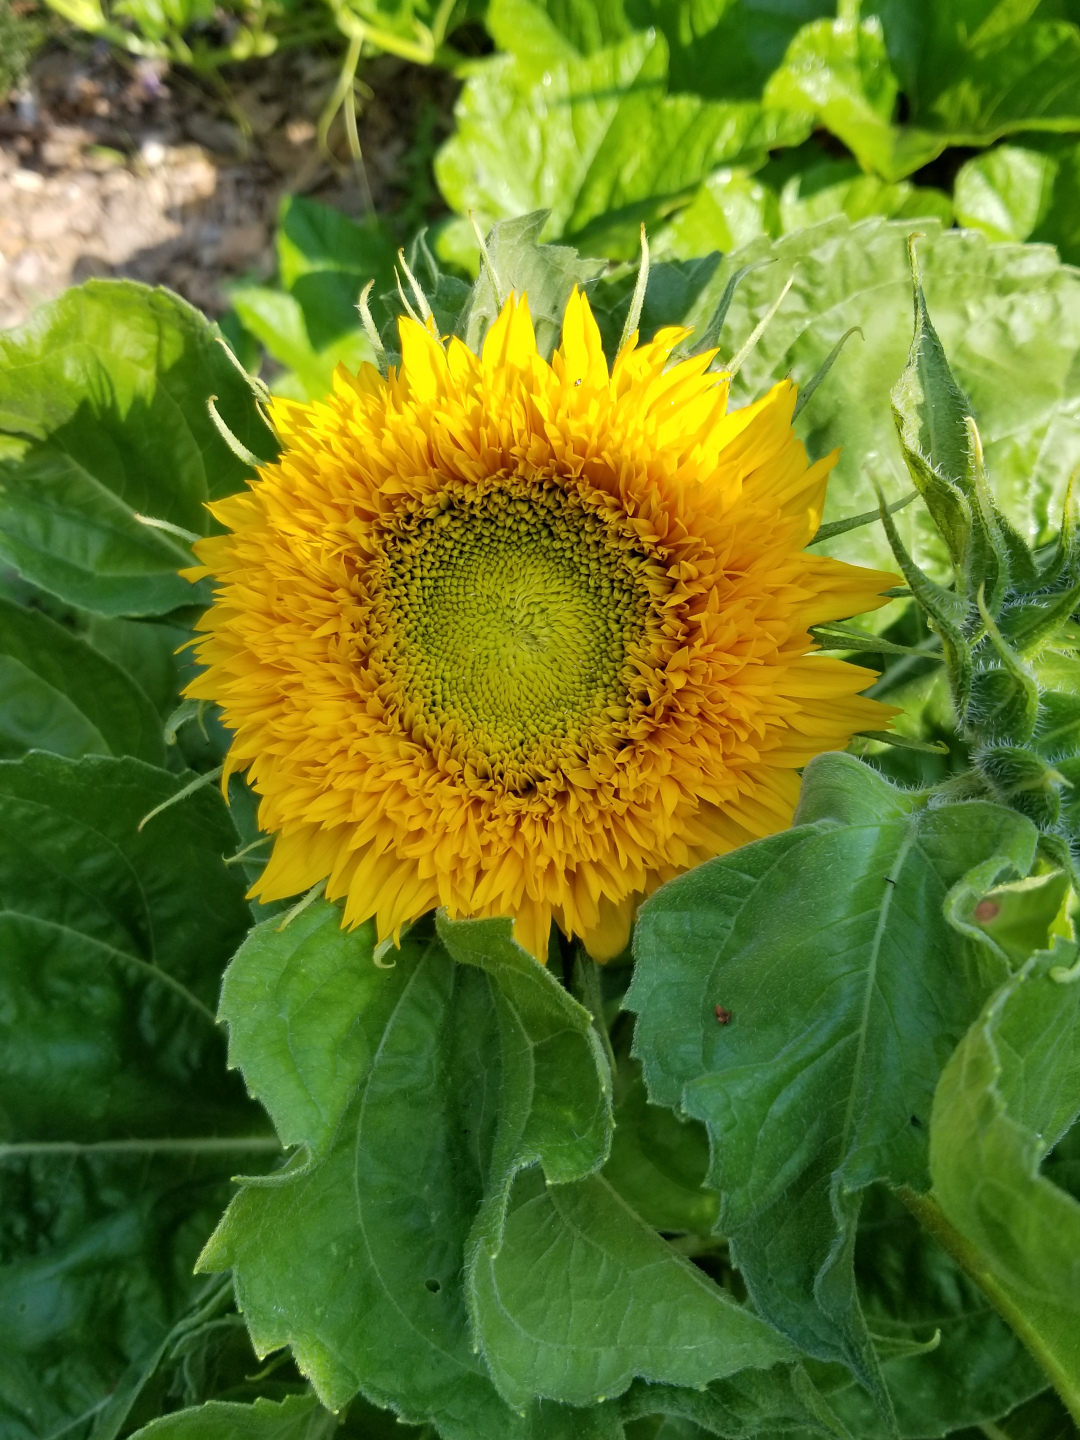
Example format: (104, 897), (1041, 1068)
(377, 485), (651, 768)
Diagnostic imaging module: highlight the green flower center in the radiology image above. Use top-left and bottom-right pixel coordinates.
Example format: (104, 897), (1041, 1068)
(375, 483), (652, 769)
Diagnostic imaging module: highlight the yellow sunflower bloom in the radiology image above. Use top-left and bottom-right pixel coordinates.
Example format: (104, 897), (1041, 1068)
(185, 290), (895, 962)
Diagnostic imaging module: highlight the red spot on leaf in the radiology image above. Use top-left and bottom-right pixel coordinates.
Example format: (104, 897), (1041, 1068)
(714, 1005), (732, 1025)
(974, 900), (1000, 923)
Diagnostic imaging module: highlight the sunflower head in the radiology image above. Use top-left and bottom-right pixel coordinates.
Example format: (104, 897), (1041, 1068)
(186, 289), (895, 961)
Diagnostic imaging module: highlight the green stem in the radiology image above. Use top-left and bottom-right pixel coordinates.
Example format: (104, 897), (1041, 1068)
(0, 1137), (282, 1158)
(900, 1186), (1080, 1425)
(573, 949), (618, 1079)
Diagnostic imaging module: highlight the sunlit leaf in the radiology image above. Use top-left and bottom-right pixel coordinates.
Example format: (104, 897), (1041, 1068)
(0, 281), (274, 616)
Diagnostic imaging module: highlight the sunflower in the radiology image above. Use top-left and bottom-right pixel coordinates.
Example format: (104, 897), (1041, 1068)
(185, 290), (895, 962)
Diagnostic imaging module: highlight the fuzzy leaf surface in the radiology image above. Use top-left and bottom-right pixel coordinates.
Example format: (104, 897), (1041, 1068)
(129, 1393), (338, 1439)
(218, 902), (415, 1160)
(628, 753), (1037, 1395)
(469, 1167), (794, 1408)
(203, 924), (626, 1438)
(437, 911), (613, 1255)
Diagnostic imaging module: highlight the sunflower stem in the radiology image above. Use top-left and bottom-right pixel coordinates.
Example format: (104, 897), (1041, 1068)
(573, 948), (618, 1079)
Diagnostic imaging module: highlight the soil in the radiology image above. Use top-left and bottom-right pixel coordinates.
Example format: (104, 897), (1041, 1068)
(0, 37), (458, 331)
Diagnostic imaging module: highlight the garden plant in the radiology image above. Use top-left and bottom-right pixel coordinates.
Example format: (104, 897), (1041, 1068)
(2, 4), (1080, 1436)
(0, 206), (1078, 1440)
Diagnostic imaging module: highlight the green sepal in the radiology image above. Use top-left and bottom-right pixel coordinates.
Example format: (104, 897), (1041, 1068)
(872, 478), (973, 719)
(976, 746), (1067, 829)
(889, 238), (975, 572)
(1001, 580), (1080, 659)
(1031, 472), (1080, 594)
(971, 587), (1041, 747)
(793, 327), (864, 422)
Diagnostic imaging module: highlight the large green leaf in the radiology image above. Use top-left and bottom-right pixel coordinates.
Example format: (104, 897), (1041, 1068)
(435, 0), (810, 258)
(763, 16), (943, 183)
(0, 752), (251, 1004)
(954, 145), (1060, 244)
(0, 280), (275, 617)
(228, 287), (373, 404)
(0, 752), (277, 1440)
(0, 596), (164, 764)
(469, 1167), (794, 1408)
(626, 0), (835, 101)
(628, 753), (1037, 1403)
(203, 922), (606, 1435)
(218, 902), (412, 1161)
(885, 1), (1080, 148)
(275, 196), (397, 350)
(925, 941), (1080, 1418)
(670, 217), (1080, 577)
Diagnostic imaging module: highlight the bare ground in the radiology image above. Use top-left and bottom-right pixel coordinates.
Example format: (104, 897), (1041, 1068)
(0, 37), (457, 330)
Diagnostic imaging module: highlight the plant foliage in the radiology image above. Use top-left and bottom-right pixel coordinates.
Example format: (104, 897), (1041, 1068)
(1, 206), (1079, 1440)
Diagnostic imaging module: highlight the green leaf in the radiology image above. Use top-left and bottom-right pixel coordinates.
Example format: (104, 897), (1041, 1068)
(968, 872), (1071, 967)
(776, 160), (952, 235)
(218, 901), (413, 1162)
(202, 924), (617, 1436)
(772, 5), (1080, 179)
(654, 169), (778, 260)
(0, 752), (250, 1010)
(228, 287), (374, 403)
(0, 595), (164, 764)
(603, 1062), (719, 1236)
(276, 196), (397, 349)
(628, 753), (1037, 1398)
(923, 942), (1080, 1418)
(436, 911), (612, 1255)
(1029, 135), (1080, 268)
(910, 10), (1080, 147)
(629, 0), (838, 102)
(435, 0), (809, 258)
(619, 1364), (849, 1439)
(455, 212), (605, 360)
(954, 145), (1059, 244)
(129, 1393), (337, 1439)
(0, 280), (275, 617)
(468, 1168), (795, 1409)
(680, 217), (1080, 579)
(763, 16), (943, 183)
(515, 0), (632, 59)
(0, 752), (276, 1440)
